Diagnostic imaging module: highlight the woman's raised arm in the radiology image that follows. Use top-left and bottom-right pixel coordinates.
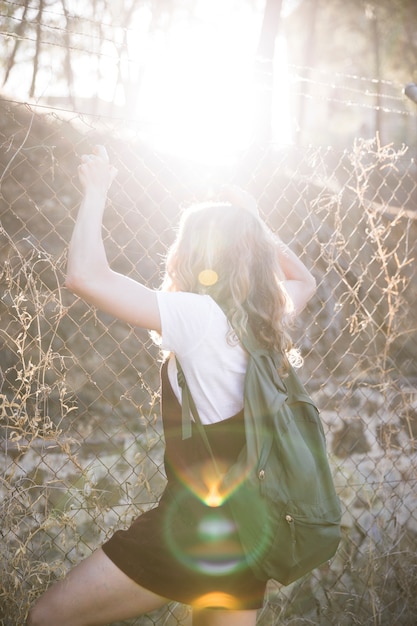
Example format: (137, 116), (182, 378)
(65, 145), (161, 332)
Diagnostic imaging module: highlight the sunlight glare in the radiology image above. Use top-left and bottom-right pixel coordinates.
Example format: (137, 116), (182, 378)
(70, 2), (293, 162)
(193, 592), (239, 610)
(136, 8), (258, 163)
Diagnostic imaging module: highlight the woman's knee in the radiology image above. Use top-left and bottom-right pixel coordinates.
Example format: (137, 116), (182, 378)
(26, 594), (86, 626)
(26, 598), (53, 626)
(26, 583), (76, 626)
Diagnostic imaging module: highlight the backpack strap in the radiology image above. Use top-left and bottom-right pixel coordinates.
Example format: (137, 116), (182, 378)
(176, 361), (193, 440)
(176, 359), (223, 477)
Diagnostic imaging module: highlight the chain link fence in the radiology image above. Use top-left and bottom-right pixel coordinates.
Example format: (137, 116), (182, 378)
(1, 97), (417, 625)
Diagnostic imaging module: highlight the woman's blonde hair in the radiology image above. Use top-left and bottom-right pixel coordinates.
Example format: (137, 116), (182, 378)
(161, 201), (294, 362)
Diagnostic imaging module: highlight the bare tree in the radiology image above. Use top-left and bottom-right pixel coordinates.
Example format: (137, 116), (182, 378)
(29, 0), (44, 97)
(2, 0), (30, 88)
(254, 0), (284, 143)
(60, 0), (76, 108)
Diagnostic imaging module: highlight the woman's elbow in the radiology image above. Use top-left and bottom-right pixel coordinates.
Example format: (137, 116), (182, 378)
(64, 266), (112, 306)
(64, 269), (91, 298)
(295, 275), (317, 314)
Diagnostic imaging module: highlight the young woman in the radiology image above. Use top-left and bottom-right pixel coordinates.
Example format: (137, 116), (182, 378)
(27, 145), (316, 626)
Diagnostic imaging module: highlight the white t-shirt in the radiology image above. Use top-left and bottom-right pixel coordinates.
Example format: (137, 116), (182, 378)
(156, 291), (248, 425)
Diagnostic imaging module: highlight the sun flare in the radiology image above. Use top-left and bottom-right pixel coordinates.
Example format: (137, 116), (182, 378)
(69, 3), (292, 163)
(136, 13), (257, 163)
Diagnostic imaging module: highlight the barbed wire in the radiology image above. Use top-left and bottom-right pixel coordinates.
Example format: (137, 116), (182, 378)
(0, 36), (412, 120)
(2, 0), (132, 32)
(0, 29), (124, 61)
(0, 88), (414, 137)
(0, 20), (410, 99)
(287, 62), (407, 89)
(291, 90), (412, 118)
(293, 76), (404, 101)
(0, 11), (121, 48)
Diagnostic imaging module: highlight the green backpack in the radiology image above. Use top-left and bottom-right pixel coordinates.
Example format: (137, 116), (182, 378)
(178, 326), (342, 585)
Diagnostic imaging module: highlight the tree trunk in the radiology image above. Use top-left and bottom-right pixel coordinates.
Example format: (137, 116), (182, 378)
(60, 0), (76, 109)
(29, 0), (44, 98)
(253, 0), (283, 144)
(3, 0), (30, 87)
(296, 0), (319, 146)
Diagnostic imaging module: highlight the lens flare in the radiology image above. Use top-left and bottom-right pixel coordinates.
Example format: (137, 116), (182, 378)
(163, 489), (247, 576)
(204, 487), (223, 508)
(193, 592), (239, 610)
(163, 459), (273, 577)
(198, 514), (236, 541)
(171, 459), (253, 508)
(198, 269), (218, 286)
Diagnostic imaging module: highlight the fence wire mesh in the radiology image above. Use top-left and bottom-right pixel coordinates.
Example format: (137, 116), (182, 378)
(1, 98), (417, 625)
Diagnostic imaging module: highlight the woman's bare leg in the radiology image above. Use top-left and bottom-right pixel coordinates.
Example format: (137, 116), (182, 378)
(26, 548), (168, 626)
(192, 608), (258, 626)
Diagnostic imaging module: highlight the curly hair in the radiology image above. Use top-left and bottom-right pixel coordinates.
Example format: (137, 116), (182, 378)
(161, 201), (294, 364)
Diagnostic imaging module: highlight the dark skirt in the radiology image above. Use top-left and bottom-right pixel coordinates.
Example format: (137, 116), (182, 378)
(102, 362), (267, 610)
